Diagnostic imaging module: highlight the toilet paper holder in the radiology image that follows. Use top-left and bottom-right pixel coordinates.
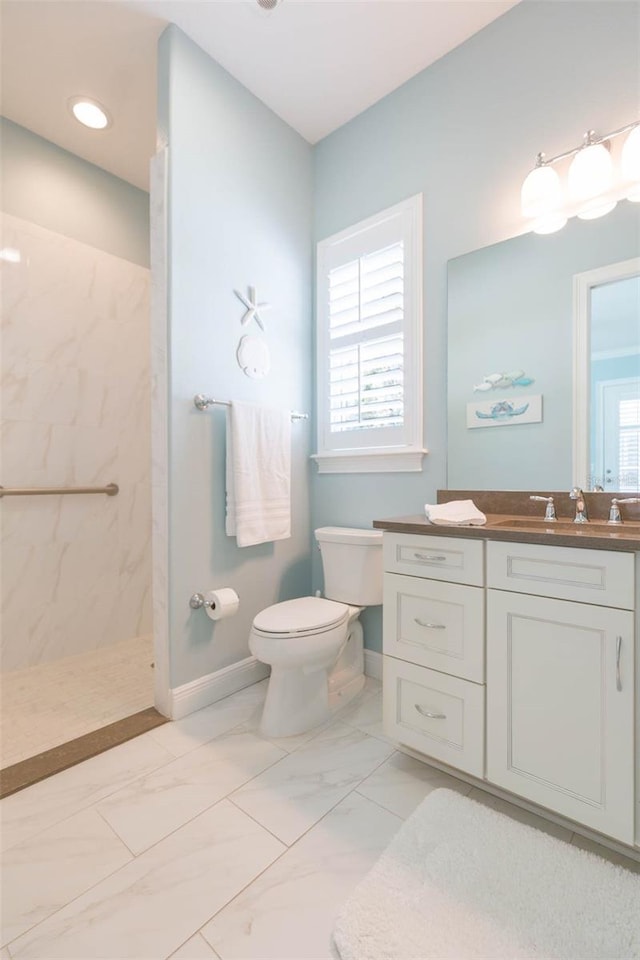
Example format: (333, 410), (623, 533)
(189, 591), (240, 612)
(189, 593), (210, 611)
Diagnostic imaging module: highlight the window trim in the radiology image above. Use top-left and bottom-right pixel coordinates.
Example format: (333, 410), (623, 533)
(313, 194), (426, 474)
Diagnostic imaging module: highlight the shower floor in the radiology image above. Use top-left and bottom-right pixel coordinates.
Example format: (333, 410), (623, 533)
(0, 635), (155, 769)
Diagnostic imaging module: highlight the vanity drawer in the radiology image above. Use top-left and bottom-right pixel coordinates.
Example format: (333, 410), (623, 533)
(383, 573), (485, 682)
(383, 657), (485, 778)
(383, 532), (484, 586)
(487, 541), (634, 610)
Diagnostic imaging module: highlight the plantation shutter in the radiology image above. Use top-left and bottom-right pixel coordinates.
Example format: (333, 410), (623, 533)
(328, 242), (404, 433)
(314, 194), (423, 472)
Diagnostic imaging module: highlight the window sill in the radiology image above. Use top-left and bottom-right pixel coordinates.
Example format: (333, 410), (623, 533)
(312, 449), (428, 474)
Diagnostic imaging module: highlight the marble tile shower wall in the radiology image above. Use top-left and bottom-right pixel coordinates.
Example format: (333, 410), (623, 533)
(1, 213), (152, 670)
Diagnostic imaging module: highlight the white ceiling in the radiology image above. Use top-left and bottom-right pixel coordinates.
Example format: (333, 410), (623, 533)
(1, 0), (519, 191)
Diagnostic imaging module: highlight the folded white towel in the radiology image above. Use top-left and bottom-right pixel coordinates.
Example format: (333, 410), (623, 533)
(226, 401), (292, 548)
(424, 499), (487, 526)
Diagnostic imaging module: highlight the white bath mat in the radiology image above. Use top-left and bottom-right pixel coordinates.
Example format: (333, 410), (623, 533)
(333, 788), (640, 960)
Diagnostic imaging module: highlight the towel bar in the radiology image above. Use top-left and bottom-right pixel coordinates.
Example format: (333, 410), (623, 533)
(194, 395), (308, 421)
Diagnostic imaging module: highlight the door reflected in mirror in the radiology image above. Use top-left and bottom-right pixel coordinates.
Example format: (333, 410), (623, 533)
(581, 266), (640, 492)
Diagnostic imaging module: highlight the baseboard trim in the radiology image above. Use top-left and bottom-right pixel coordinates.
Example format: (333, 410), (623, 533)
(169, 656), (269, 720)
(364, 648), (383, 681)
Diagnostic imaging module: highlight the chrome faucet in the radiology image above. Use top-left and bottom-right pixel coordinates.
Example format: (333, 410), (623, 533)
(569, 487), (588, 523)
(529, 495), (556, 521)
(608, 497), (640, 524)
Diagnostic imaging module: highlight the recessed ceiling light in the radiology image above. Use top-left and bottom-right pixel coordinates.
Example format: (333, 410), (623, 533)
(68, 97), (112, 130)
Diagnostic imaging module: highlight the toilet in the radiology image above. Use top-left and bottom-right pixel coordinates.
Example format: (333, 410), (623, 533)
(249, 526), (383, 738)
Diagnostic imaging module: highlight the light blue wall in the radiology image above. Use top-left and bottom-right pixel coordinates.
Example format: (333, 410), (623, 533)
(159, 26), (313, 688)
(312, 0), (640, 652)
(0, 117), (149, 267)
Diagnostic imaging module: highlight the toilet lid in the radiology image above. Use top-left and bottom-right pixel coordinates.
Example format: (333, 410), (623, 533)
(253, 597), (348, 635)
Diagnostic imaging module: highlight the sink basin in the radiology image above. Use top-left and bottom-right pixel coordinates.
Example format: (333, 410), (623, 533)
(493, 519), (580, 531)
(493, 518), (640, 533)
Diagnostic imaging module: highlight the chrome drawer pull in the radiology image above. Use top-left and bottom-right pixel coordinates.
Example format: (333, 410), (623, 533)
(415, 705), (446, 720)
(414, 553), (447, 562)
(616, 635), (622, 692)
(414, 618), (446, 630)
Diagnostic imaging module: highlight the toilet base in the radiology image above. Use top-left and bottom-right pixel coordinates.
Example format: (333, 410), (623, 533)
(329, 671), (365, 712)
(257, 613), (367, 739)
(259, 665), (330, 739)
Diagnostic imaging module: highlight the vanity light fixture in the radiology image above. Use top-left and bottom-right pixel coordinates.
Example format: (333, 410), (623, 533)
(68, 97), (112, 130)
(521, 119), (640, 233)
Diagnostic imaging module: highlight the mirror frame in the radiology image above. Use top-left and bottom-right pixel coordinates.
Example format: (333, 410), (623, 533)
(573, 256), (640, 489)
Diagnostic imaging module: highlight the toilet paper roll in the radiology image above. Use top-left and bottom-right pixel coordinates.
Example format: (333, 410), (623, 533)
(204, 587), (240, 621)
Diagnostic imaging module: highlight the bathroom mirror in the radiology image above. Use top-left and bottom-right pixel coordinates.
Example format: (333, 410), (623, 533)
(574, 259), (640, 492)
(447, 202), (640, 491)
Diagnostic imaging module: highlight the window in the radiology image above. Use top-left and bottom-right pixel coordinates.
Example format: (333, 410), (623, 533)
(314, 195), (425, 473)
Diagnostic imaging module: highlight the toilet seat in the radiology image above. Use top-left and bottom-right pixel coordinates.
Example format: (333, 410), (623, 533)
(252, 597), (348, 638)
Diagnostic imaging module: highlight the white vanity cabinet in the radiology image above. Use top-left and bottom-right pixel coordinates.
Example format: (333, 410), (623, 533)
(381, 528), (638, 849)
(382, 533), (486, 777)
(486, 541), (636, 845)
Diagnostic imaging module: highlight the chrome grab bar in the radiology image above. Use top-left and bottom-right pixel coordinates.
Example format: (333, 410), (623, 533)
(0, 483), (119, 498)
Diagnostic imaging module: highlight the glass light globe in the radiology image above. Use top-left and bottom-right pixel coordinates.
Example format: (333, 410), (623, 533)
(568, 142), (616, 219)
(521, 164), (564, 219)
(621, 125), (640, 201)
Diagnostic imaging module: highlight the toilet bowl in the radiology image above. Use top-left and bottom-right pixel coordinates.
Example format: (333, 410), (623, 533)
(249, 526), (383, 738)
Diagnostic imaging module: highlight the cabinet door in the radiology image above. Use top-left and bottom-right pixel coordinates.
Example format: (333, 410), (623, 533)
(487, 589), (635, 844)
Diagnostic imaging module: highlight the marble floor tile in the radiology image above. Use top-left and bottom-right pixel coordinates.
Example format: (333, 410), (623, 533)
(8, 800), (285, 959)
(356, 750), (472, 819)
(1, 808), (132, 946)
(98, 729), (286, 854)
(147, 683), (268, 759)
(571, 831), (640, 874)
(466, 787), (574, 842)
(201, 791), (401, 960)
(230, 721), (393, 845)
(0, 734), (173, 853)
(169, 933), (221, 959)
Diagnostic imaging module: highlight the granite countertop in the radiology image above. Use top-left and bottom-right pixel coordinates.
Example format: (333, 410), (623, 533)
(373, 490), (640, 553)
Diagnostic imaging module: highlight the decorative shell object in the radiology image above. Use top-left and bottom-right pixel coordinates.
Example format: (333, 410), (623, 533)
(473, 370), (535, 392)
(237, 335), (271, 379)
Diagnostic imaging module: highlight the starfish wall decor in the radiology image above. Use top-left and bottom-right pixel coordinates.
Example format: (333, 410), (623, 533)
(233, 286), (271, 332)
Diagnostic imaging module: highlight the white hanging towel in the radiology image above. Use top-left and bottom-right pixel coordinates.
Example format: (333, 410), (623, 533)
(424, 499), (487, 526)
(225, 401), (292, 548)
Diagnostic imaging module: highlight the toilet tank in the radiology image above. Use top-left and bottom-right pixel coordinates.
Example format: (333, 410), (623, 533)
(315, 527), (383, 606)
